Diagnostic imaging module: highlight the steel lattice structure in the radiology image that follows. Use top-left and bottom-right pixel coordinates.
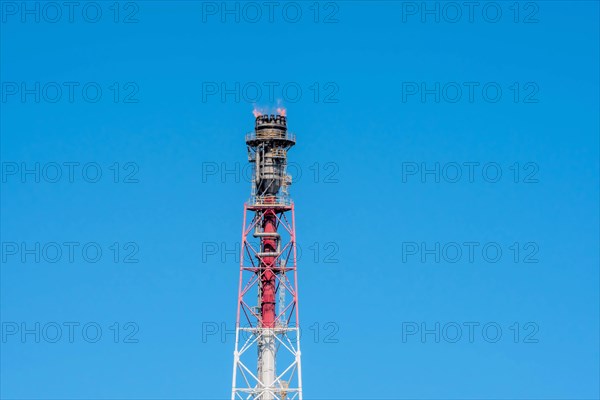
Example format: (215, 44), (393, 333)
(231, 114), (302, 400)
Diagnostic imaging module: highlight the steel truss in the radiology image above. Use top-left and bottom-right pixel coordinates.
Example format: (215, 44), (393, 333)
(231, 204), (302, 400)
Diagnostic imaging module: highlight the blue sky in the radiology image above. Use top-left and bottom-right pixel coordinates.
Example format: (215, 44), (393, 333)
(1, 1), (599, 399)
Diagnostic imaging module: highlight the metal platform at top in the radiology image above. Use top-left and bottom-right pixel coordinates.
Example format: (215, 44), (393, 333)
(246, 196), (293, 211)
(245, 131), (296, 146)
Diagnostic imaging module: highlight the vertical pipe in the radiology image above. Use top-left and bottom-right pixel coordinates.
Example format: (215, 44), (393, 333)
(261, 209), (277, 328)
(259, 207), (277, 398)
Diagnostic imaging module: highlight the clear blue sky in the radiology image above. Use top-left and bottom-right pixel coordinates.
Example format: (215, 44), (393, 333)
(1, 1), (599, 399)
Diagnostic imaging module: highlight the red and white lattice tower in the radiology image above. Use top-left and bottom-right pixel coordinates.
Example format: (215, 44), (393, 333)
(231, 113), (302, 400)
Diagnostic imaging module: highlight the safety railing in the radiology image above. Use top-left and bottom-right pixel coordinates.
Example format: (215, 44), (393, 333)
(247, 195), (293, 207)
(245, 131), (296, 143)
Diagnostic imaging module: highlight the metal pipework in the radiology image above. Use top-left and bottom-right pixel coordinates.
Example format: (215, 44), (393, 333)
(254, 232), (281, 238)
(246, 114), (295, 199)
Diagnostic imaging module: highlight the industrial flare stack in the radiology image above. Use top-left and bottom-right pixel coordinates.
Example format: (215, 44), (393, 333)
(231, 114), (303, 400)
